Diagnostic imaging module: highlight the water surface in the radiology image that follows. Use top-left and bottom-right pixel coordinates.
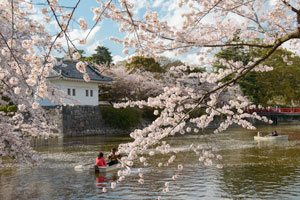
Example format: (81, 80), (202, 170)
(1, 125), (300, 199)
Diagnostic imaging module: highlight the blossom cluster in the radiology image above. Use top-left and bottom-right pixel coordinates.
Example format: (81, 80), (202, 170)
(2, 0), (300, 196)
(0, 0), (76, 165)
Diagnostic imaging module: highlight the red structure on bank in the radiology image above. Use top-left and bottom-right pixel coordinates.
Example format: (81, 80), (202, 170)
(246, 107), (300, 115)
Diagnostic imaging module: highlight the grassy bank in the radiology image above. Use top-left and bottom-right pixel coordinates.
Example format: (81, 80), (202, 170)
(100, 106), (156, 130)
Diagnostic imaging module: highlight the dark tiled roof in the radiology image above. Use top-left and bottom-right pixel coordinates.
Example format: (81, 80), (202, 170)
(53, 60), (112, 82)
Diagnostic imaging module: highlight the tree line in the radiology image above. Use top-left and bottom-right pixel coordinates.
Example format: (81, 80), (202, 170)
(83, 44), (300, 107)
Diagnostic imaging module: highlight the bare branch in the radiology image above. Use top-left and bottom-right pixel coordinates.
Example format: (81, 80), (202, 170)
(187, 0), (223, 34)
(84, 0), (113, 41)
(46, 0), (81, 53)
(11, 0), (14, 52)
(0, 32), (27, 84)
(123, 1), (143, 50)
(282, 0), (299, 13)
(282, 0), (300, 31)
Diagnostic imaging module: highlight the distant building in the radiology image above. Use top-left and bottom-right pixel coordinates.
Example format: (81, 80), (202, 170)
(40, 60), (112, 106)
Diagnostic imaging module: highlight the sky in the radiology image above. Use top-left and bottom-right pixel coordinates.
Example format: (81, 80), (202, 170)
(32, 0), (204, 65)
(31, 0), (300, 65)
(57, 1), (126, 62)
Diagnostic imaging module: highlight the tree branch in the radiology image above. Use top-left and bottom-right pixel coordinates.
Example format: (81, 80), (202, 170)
(123, 1), (143, 50)
(163, 28), (300, 136)
(282, 0), (300, 31)
(0, 32), (27, 84)
(282, 0), (299, 13)
(84, 0), (113, 41)
(46, 0), (81, 55)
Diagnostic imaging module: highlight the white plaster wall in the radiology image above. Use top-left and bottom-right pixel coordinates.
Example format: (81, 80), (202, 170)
(40, 79), (100, 106)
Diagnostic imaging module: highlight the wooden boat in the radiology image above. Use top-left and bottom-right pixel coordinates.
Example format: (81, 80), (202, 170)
(91, 163), (122, 173)
(254, 135), (288, 141)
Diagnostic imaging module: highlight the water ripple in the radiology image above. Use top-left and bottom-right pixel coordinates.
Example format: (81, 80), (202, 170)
(2, 126), (300, 199)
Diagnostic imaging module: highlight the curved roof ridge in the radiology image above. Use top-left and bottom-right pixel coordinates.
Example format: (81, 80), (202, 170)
(52, 60), (113, 83)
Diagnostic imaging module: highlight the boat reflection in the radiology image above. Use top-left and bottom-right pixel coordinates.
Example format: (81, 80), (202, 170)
(94, 171), (118, 189)
(95, 172), (106, 187)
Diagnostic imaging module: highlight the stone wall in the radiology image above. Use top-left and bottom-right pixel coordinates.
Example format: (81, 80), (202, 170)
(44, 105), (126, 137)
(62, 106), (103, 136)
(43, 106), (63, 135)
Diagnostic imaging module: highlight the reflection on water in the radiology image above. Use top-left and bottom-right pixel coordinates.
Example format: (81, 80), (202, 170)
(1, 125), (300, 199)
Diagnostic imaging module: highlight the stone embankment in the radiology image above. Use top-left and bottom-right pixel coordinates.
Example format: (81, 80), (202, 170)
(44, 106), (126, 137)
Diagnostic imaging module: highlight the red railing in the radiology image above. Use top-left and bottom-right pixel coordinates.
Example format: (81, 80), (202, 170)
(246, 107), (300, 114)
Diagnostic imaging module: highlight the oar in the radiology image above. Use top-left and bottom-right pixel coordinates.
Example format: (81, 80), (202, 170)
(74, 162), (94, 170)
(117, 158), (130, 170)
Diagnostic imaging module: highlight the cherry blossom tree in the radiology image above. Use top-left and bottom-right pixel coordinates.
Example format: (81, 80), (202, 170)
(1, 0), (300, 194)
(98, 64), (165, 102)
(101, 0), (300, 190)
(0, 0), (57, 165)
(0, 0), (98, 165)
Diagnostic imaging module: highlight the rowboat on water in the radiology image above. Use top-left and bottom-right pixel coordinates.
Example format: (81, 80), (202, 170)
(91, 163), (122, 173)
(254, 132), (288, 141)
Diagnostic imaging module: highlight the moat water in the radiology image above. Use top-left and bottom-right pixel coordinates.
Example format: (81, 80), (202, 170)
(1, 124), (300, 199)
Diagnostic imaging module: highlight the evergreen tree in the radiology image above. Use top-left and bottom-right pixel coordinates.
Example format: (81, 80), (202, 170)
(91, 46), (113, 66)
(126, 56), (165, 73)
(215, 45), (300, 106)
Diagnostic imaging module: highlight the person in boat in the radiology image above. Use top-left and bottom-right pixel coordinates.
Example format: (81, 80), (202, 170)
(271, 130), (278, 136)
(108, 148), (121, 166)
(95, 152), (107, 168)
(257, 132), (262, 137)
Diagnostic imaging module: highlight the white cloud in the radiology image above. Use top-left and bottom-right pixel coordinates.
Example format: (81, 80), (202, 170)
(184, 53), (201, 65)
(112, 55), (127, 63)
(161, 4), (188, 28)
(157, 1), (246, 30)
(283, 39), (300, 55)
(28, 2), (105, 56)
(85, 41), (102, 55)
(153, 0), (170, 8)
(56, 26), (103, 55)
(268, 0), (280, 6)
(160, 51), (202, 66)
(130, 0), (149, 14)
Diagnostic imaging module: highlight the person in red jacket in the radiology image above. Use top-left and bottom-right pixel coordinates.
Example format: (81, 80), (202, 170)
(95, 152), (106, 167)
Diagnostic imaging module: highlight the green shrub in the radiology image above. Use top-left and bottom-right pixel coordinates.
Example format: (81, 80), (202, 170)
(141, 107), (158, 121)
(189, 108), (206, 118)
(7, 105), (17, 112)
(0, 105), (17, 113)
(0, 106), (6, 112)
(100, 106), (141, 130)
